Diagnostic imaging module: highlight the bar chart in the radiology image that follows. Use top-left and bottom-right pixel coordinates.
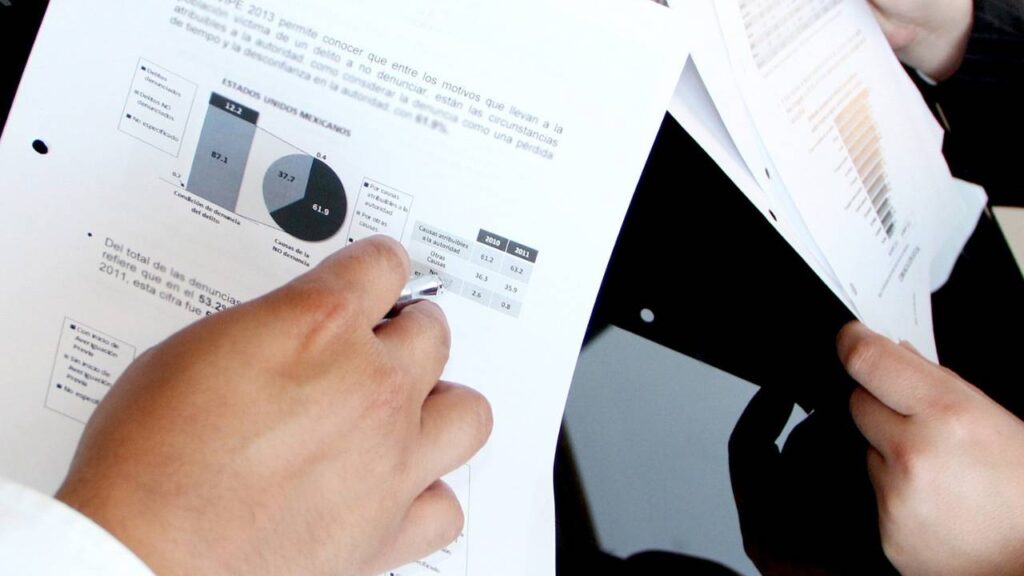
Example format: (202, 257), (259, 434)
(835, 88), (896, 239)
(187, 93), (259, 211)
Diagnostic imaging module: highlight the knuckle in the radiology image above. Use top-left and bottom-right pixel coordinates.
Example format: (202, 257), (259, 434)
(935, 403), (971, 442)
(931, 396), (962, 418)
(392, 304), (451, 371)
(368, 361), (409, 416)
(426, 304), (452, 347)
(463, 389), (494, 443)
(414, 305), (452, 362)
(408, 303), (451, 344)
(433, 492), (465, 545)
(291, 282), (360, 336)
(886, 440), (918, 476)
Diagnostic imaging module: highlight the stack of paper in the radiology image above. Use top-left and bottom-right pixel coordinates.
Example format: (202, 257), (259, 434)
(0, 1), (686, 575)
(666, 0), (986, 360)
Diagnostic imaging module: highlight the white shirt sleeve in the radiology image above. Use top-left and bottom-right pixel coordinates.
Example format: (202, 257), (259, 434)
(0, 478), (153, 575)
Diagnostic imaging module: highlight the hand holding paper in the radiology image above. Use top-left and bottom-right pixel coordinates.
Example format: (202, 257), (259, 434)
(841, 321), (1024, 576)
(669, 0), (986, 359)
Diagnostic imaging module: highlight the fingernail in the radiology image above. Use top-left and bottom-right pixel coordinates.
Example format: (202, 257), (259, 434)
(837, 321), (874, 359)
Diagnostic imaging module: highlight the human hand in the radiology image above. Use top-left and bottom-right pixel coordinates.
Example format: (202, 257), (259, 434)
(840, 321), (1024, 576)
(55, 236), (493, 576)
(730, 388), (898, 575)
(867, 0), (973, 80)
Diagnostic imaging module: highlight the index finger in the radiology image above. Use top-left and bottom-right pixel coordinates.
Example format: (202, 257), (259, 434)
(836, 321), (950, 416)
(290, 236), (411, 329)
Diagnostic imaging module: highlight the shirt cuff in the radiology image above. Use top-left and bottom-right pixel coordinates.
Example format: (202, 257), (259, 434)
(0, 478), (153, 575)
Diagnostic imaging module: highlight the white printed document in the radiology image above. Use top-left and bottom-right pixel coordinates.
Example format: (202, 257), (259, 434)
(0, 1), (687, 574)
(668, 0), (985, 360)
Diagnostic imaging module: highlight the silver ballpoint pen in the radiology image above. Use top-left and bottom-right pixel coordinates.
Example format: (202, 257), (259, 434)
(386, 275), (444, 318)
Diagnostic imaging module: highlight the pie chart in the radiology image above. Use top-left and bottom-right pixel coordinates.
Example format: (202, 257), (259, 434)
(263, 154), (347, 242)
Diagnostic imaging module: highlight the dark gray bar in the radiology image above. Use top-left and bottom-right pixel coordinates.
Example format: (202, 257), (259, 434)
(209, 92), (259, 124)
(868, 178), (887, 207)
(477, 229), (510, 252)
(881, 208), (895, 230)
(877, 197), (892, 220)
(862, 158), (885, 191)
(506, 240), (538, 263)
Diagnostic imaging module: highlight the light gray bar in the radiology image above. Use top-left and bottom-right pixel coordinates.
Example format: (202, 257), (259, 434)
(187, 104), (257, 210)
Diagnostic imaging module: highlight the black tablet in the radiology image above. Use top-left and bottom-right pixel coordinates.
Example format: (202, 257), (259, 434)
(0, 0), (49, 132)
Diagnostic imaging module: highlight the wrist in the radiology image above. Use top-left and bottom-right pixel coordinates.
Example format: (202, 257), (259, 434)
(56, 477), (198, 576)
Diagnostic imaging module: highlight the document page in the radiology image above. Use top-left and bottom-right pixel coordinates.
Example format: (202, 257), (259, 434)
(0, 1), (686, 574)
(671, 0), (853, 310)
(668, 55), (851, 308)
(713, 0), (959, 357)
